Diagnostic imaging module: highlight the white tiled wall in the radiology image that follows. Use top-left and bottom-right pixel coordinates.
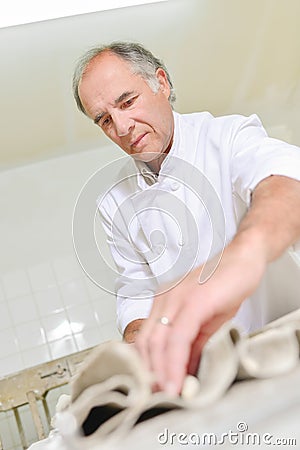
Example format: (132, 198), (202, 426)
(0, 253), (120, 377)
(0, 192), (121, 378)
(0, 147), (122, 448)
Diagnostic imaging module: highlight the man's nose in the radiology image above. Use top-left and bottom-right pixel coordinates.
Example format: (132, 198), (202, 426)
(113, 112), (134, 137)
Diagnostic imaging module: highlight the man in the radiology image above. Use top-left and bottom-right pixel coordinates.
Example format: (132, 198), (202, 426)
(73, 42), (300, 395)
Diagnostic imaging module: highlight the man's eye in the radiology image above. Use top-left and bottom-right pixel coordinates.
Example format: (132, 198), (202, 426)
(122, 97), (136, 108)
(101, 116), (111, 127)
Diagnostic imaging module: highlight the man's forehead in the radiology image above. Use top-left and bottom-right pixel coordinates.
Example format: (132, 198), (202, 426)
(81, 53), (128, 91)
(79, 52), (146, 118)
(87, 51), (132, 76)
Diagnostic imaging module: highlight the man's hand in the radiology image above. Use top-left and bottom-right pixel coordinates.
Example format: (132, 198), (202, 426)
(135, 176), (300, 395)
(123, 319), (145, 343)
(135, 229), (266, 395)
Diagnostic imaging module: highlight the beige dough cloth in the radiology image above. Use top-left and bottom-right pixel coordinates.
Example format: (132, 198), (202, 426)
(48, 309), (300, 449)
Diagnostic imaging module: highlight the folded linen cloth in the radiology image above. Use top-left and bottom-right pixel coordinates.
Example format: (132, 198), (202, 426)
(32, 308), (300, 450)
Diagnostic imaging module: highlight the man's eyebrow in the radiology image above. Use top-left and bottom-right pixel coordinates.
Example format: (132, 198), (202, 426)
(115, 91), (135, 105)
(94, 112), (105, 125)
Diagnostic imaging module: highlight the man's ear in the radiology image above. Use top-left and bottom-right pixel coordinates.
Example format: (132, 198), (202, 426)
(155, 68), (171, 98)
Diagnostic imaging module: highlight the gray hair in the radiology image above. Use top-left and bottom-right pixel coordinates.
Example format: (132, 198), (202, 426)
(72, 41), (176, 115)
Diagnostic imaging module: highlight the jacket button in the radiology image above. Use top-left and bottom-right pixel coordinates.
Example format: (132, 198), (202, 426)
(178, 237), (185, 246)
(171, 181), (180, 191)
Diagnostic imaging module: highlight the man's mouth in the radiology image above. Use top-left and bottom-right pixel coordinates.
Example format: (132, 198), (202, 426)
(131, 133), (148, 148)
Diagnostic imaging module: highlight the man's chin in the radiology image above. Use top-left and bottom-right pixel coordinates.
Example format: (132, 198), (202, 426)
(131, 151), (163, 163)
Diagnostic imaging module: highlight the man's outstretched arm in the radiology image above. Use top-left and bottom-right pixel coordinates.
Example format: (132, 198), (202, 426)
(135, 175), (300, 394)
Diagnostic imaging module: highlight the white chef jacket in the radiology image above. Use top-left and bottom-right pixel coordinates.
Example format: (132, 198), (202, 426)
(98, 111), (300, 334)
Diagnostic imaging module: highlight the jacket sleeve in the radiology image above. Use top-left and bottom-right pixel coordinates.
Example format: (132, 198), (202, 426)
(98, 192), (158, 335)
(229, 114), (300, 205)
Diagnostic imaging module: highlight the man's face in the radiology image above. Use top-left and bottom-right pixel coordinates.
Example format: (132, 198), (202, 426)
(78, 52), (174, 164)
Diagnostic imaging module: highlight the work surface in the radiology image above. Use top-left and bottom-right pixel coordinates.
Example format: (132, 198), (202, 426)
(30, 309), (300, 450)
